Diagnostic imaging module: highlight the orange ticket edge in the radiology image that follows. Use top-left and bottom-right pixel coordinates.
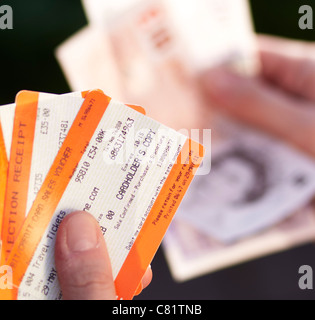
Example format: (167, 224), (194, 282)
(0, 122), (8, 241)
(0, 122), (8, 295)
(2, 90), (203, 300)
(83, 89), (146, 115)
(115, 139), (204, 300)
(5, 91), (111, 299)
(1, 91), (82, 266)
(1, 92), (39, 265)
(0, 90), (145, 267)
(0, 90), (108, 300)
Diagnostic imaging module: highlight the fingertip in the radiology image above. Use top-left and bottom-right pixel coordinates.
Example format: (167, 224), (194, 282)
(142, 265), (153, 290)
(134, 266), (153, 297)
(55, 211), (116, 300)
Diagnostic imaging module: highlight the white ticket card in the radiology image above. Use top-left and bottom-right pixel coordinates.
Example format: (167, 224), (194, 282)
(4, 90), (203, 300)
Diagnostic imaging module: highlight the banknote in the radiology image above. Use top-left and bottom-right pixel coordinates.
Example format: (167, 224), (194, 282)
(163, 0), (259, 74)
(55, 0), (315, 278)
(163, 205), (315, 282)
(81, 0), (258, 73)
(55, 25), (124, 100)
(57, 0), (258, 131)
(102, 0), (205, 131)
(178, 117), (315, 243)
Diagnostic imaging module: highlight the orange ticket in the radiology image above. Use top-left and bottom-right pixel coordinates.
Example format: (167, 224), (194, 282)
(0, 122), (8, 252)
(4, 90), (204, 300)
(0, 91), (145, 264)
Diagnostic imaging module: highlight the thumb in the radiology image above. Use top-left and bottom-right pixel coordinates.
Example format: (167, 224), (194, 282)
(55, 211), (116, 300)
(200, 68), (315, 157)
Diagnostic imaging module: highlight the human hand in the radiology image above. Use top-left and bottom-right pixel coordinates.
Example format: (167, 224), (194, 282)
(55, 211), (152, 300)
(201, 35), (315, 158)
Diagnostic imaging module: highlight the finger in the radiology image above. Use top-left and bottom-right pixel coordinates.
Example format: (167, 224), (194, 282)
(200, 68), (315, 157)
(55, 211), (116, 300)
(142, 266), (153, 290)
(258, 35), (315, 102)
(134, 266), (153, 296)
(258, 34), (315, 58)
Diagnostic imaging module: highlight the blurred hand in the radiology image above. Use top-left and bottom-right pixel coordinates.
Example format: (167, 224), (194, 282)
(55, 211), (152, 300)
(201, 35), (315, 158)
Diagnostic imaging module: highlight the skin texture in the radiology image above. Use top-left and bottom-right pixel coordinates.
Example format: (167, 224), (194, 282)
(201, 35), (315, 158)
(55, 211), (152, 300)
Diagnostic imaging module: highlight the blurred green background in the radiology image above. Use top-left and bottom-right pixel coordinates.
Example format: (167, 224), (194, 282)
(0, 0), (315, 300)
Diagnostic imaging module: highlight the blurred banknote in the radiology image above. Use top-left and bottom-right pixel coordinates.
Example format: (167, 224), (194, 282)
(57, 0), (258, 130)
(55, 0), (315, 279)
(163, 117), (315, 281)
(163, 205), (315, 282)
(55, 25), (124, 100)
(178, 118), (315, 243)
(82, 0), (258, 73)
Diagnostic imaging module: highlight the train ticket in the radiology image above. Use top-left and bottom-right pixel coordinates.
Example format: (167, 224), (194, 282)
(0, 90), (145, 264)
(4, 90), (204, 299)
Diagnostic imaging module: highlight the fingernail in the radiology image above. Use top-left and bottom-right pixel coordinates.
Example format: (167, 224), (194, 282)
(66, 213), (99, 253)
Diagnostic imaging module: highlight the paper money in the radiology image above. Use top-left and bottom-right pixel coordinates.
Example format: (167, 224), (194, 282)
(55, 26), (124, 100)
(57, 0), (258, 131)
(81, 0), (258, 73)
(163, 206), (315, 282)
(178, 117), (315, 243)
(55, 0), (315, 280)
(163, 0), (259, 74)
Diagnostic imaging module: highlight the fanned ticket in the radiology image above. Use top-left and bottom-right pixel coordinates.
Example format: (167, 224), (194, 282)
(1, 92), (85, 264)
(0, 97), (58, 263)
(0, 94), (87, 257)
(0, 91), (145, 264)
(0, 120), (9, 249)
(4, 90), (203, 300)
